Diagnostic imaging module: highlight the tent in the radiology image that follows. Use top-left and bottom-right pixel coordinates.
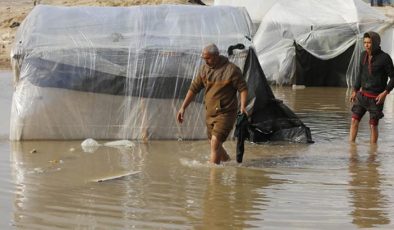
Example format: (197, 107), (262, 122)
(214, 0), (277, 34)
(381, 26), (394, 58)
(10, 4), (312, 143)
(253, 0), (393, 86)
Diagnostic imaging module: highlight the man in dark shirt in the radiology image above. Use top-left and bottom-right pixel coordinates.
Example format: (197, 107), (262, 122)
(350, 31), (394, 143)
(177, 44), (248, 164)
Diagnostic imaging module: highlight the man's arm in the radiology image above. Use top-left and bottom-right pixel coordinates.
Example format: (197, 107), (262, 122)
(350, 54), (364, 102)
(375, 90), (388, 105)
(384, 54), (394, 93)
(177, 68), (205, 123)
(239, 89), (248, 115)
(177, 90), (196, 124)
(376, 55), (394, 104)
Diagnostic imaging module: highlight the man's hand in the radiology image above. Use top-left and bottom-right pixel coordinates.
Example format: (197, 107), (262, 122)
(239, 89), (248, 116)
(376, 90), (388, 105)
(176, 108), (185, 124)
(176, 90), (196, 124)
(350, 90), (357, 103)
(240, 106), (248, 116)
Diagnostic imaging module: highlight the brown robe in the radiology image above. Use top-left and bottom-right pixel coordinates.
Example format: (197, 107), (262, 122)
(189, 55), (247, 141)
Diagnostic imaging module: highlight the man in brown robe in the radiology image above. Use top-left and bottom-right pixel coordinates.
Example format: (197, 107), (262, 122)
(177, 44), (248, 164)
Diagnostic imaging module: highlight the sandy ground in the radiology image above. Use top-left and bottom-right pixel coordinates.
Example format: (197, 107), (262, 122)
(0, 0), (212, 70)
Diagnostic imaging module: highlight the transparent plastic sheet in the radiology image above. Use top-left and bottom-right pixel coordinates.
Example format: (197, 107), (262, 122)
(213, 0), (277, 35)
(214, 0), (277, 24)
(253, 0), (392, 85)
(10, 5), (253, 140)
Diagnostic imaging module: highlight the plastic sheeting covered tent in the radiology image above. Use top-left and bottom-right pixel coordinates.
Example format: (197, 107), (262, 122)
(381, 26), (394, 58)
(10, 4), (312, 143)
(214, 0), (276, 34)
(253, 0), (393, 86)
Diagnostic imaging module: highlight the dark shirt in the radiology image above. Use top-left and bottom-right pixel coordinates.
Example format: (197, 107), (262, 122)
(354, 49), (394, 94)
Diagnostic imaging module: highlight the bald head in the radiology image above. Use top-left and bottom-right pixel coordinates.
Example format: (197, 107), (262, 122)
(203, 43), (219, 55)
(202, 43), (220, 67)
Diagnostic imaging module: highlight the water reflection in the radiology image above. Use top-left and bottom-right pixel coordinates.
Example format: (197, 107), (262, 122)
(198, 166), (274, 229)
(3, 82), (394, 228)
(348, 144), (390, 228)
(273, 87), (352, 142)
(10, 141), (145, 229)
(10, 140), (282, 229)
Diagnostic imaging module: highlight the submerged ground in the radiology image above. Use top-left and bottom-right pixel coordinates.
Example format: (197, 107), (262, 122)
(1, 71), (394, 229)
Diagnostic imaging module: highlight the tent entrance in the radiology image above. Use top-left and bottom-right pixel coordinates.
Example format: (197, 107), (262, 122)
(293, 43), (355, 87)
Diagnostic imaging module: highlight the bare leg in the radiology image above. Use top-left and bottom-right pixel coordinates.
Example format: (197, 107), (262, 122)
(349, 118), (360, 142)
(210, 135), (222, 164)
(349, 142), (357, 163)
(370, 124), (378, 144)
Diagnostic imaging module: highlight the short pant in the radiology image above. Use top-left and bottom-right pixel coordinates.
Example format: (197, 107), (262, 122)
(351, 91), (384, 125)
(206, 111), (237, 142)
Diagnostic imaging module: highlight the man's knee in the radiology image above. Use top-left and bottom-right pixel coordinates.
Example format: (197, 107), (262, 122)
(211, 135), (223, 143)
(369, 119), (379, 126)
(351, 117), (360, 126)
(351, 114), (361, 122)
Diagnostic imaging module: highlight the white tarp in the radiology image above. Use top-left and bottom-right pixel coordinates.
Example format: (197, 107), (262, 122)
(214, 0), (276, 23)
(253, 0), (393, 85)
(381, 27), (394, 58)
(10, 4), (253, 140)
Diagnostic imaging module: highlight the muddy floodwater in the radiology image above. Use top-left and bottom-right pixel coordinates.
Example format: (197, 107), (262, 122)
(1, 70), (394, 229)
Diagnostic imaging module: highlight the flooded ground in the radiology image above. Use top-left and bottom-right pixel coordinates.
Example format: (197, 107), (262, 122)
(1, 70), (394, 229)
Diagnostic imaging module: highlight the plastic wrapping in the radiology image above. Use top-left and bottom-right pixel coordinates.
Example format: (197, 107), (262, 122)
(10, 4), (313, 143)
(214, 0), (276, 24)
(214, 0), (277, 35)
(10, 5), (253, 140)
(235, 48), (313, 163)
(241, 49), (312, 144)
(253, 0), (392, 85)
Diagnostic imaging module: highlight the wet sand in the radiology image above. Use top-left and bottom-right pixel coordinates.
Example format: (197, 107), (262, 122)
(1, 70), (394, 229)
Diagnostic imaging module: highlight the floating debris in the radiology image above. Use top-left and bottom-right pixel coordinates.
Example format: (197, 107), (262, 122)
(81, 138), (101, 153)
(49, 160), (64, 164)
(103, 140), (135, 148)
(93, 171), (141, 182)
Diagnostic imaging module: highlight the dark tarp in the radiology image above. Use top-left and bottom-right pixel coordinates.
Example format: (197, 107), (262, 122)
(24, 49), (204, 102)
(235, 48), (313, 162)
